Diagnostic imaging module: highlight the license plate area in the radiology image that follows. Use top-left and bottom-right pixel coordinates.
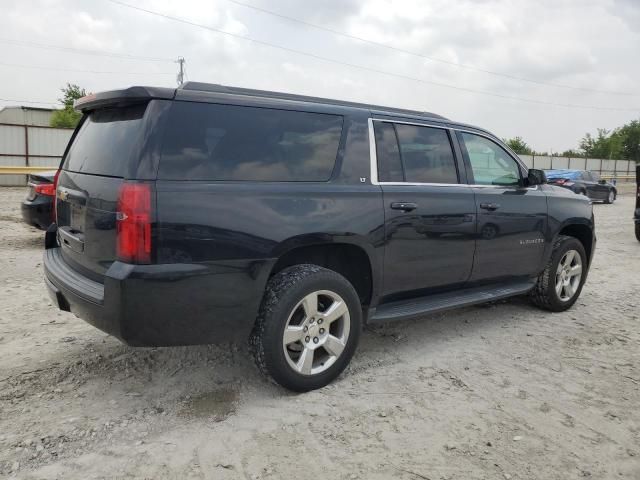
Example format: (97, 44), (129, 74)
(69, 203), (85, 232)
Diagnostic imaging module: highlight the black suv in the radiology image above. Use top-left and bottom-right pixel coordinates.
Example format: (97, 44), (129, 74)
(44, 83), (595, 391)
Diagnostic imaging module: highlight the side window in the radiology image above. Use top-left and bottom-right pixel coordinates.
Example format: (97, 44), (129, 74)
(589, 172), (599, 182)
(159, 102), (343, 181)
(373, 121), (458, 184)
(395, 124), (458, 183)
(458, 132), (521, 186)
(374, 122), (403, 182)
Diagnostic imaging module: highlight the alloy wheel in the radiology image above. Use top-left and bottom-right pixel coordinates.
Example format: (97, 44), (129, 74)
(282, 290), (350, 376)
(555, 249), (583, 301)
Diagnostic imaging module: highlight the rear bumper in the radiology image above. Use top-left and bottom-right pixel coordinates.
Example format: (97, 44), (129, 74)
(44, 245), (274, 346)
(21, 196), (53, 230)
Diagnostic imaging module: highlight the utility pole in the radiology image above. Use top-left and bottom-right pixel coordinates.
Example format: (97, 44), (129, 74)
(176, 56), (185, 86)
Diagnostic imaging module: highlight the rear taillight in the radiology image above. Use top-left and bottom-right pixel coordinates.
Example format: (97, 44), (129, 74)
(554, 179), (567, 184)
(35, 183), (56, 196)
(116, 183), (152, 264)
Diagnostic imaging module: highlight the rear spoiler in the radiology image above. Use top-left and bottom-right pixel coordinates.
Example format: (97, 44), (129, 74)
(74, 86), (176, 112)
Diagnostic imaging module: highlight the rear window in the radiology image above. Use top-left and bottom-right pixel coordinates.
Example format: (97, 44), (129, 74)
(63, 104), (147, 177)
(158, 102), (343, 181)
(546, 170), (580, 180)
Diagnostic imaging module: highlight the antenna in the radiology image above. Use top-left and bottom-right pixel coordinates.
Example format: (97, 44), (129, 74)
(176, 56), (185, 86)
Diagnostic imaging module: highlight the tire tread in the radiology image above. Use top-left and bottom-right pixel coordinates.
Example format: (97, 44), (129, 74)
(249, 264), (361, 391)
(530, 235), (586, 312)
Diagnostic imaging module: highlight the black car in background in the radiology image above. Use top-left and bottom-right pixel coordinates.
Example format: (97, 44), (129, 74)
(21, 170), (57, 230)
(545, 169), (617, 203)
(635, 165), (640, 241)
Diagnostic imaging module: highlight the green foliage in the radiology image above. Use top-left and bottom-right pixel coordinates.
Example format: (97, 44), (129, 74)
(579, 120), (640, 161)
(50, 108), (82, 128)
(618, 120), (640, 162)
(561, 149), (583, 158)
(503, 136), (533, 155)
(49, 83), (87, 128)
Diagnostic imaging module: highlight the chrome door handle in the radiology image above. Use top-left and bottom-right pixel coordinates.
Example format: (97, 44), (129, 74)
(480, 202), (500, 211)
(390, 202), (417, 212)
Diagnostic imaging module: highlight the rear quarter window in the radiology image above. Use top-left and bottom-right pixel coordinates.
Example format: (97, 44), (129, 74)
(158, 102), (343, 181)
(63, 104), (147, 178)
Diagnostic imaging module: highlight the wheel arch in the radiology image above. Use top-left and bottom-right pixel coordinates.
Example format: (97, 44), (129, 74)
(555, 221), (594, 266)
(269, 237), (378, 308)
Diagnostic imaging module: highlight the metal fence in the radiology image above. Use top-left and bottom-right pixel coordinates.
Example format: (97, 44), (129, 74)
(0, 123), (73, 186)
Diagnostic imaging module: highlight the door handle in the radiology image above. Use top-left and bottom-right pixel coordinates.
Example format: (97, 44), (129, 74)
(480, 202), (500, 211)
(390, 202), (417, 212)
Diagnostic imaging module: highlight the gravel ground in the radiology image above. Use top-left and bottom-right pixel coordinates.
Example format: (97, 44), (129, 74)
(0, 185), (639, 480)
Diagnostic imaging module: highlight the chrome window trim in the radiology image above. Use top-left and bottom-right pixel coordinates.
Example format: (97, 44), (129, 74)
(453, 127), (529, 173)
(372, 118), (449, 130)
(377, 182), (471, 188)
(368, 117), (531, 187)
(368, 117), (460, 187)
(367, 117), (379, 185)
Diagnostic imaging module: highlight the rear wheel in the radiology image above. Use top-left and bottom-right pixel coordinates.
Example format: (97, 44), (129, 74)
(250, 264), (361, 392)
(605, 189), (615, 204)
(530, 235), (587, 312)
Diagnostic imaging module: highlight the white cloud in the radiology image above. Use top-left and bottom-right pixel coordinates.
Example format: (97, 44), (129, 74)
(1, 0), (638, 151)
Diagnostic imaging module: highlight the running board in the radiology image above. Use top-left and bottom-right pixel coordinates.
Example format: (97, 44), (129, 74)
(369, 280), (535, 324)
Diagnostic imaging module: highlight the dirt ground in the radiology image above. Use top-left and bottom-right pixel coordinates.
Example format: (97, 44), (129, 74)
(1, 185), (639, 480)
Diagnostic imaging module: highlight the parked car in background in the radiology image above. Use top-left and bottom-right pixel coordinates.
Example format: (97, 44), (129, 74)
(44, 83), (596, 392)
(21, 170), (57, 230)
(545, 169), (617, 203)
(635, 165), (640, 242)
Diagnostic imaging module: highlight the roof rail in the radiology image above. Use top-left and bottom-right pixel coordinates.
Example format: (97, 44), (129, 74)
(181, 81), (447, 120)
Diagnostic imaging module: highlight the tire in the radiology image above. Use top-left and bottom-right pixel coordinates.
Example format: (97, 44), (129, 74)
(530, 235), (587, 312)
(605, 189), (615, 204)
(250, 264), (362, 392)
(635, 224), (640, 242)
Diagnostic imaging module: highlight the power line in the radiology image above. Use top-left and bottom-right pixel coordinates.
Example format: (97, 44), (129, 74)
(106, 0), (640, 112)
(0, 61), (174, 76)
(226, 0), (635, 97)
(0, 38), (174, 63)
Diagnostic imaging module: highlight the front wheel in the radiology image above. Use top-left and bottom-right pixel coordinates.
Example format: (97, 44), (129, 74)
(250, 264), (362, 392)
(605, 189), (615, 204)
(530, 235), (587, 312)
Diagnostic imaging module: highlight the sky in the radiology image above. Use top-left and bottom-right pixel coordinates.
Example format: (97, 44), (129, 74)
(1, 0), (639, 152)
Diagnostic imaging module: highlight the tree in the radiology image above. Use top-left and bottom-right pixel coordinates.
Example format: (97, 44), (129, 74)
(618, 120), (640, 162)
(50, 83), (87, 128)
(503, 136), (533, 155)
(561, 149), (583, 158)
(579, 127), (625, 159)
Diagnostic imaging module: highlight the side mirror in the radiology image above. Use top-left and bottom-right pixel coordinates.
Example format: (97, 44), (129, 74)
(527, 168), (547, 186)
(598, 179), (607, 185)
